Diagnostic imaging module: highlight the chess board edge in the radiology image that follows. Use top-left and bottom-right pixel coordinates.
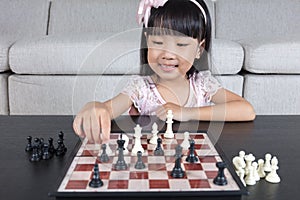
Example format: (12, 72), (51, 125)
(49, 132), (247, 199)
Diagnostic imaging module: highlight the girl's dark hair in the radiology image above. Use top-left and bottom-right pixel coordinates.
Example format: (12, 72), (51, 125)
(140, 0), (211, 78)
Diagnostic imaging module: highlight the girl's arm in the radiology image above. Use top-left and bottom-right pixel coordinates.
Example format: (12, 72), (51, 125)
(73, 93), (133, 143)
(157, 88), (256, 122)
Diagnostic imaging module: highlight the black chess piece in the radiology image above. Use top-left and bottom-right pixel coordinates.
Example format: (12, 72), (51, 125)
(42, 143), (51, 160)
(99, 144), (109, 163)
(114, 135), (128, 170)
(25, 136), (33, 152)
(135, 151), (146, 169)
(171, 145), (185, 178)
(56, 132), (67, 156)
(30, 144), (40, 162)
(213, 161), (228, 186)
(154, 138), (164, 156)
(89, 163), (103, 188)
(185, 139), (198, 163)
(48, 137), (55, 155)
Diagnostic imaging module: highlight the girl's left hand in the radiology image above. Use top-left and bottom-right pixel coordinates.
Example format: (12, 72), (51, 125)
(156, 102), (191, 122)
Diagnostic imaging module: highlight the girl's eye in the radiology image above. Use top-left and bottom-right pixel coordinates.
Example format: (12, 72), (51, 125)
(152, 41), (163, 45)
(177, 43), (189, 47)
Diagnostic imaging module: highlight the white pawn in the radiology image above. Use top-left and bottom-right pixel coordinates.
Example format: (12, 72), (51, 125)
(181, 132), (190, 150)
(149, 123), (159, 145)
(245, 165), (256, 185)
(264, 153), (272, 172)
(252, 162), (260, 181)
(257, 159), (266, 178)
(239, 150), (246, 167)
(132, 124), (144, 155)
(164, 110), (174, 139)
(266, 156), (281, 183)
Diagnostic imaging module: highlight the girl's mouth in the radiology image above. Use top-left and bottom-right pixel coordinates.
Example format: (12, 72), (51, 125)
(159, 64), (178, 72)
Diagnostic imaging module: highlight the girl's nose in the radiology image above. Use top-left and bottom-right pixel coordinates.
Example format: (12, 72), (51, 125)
(161, 50), (176, 60)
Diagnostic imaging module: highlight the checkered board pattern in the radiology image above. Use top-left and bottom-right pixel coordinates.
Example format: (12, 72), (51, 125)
(57, 133), (241, 193)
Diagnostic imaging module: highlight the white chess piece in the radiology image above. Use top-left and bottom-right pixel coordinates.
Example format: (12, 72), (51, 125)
(149, 123), (159, 145)
(239, 150), (246, 167)
(264, 153), (272, 172)
(181, 132), (190, 150)
(257, 159), (266, 178)
(237, 167), (246, 186)
(164, 110), (174, 138)
(244, 153), (255, 175)
(245, 165), (256, 185)
(266, 156), (281, 183)
(132, 124), (144, 155)
(252, 162), (260, 181)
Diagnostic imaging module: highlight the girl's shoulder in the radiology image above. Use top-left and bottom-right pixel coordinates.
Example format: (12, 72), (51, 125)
(192, 70), (222, 92)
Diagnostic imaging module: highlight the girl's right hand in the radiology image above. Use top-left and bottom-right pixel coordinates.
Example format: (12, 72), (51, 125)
(73, 101), (111, 144)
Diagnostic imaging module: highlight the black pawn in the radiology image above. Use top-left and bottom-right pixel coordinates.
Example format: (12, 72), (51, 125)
(48, 137), (55, 155)
(25, 136), (33, 152)
(185, 139), (198, 163)
(154, 138), (164, 156)
(213, 161), (228, 186)
(42, 143), (50, 160)
(135, 151), (146, 169)
(99, 144), (109, 163)
(89, 163), (103, 188)
(114, 136), (127, 170)
(56, 132), (67, 156)
(171, 145), (185, 178)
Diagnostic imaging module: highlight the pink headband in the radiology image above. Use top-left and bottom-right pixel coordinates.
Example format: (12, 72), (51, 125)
(137, 0), (207, 28)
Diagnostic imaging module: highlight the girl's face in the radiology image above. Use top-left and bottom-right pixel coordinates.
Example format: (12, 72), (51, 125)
(146, 34), (201, 81)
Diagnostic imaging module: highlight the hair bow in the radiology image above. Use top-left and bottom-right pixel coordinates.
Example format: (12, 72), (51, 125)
(137, 0), (168, 27)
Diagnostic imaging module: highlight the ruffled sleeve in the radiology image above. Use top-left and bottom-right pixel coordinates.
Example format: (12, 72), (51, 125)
(193, 70), (222, 104)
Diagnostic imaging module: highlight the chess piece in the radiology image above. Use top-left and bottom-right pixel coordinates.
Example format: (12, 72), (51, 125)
(244, 153), (255, 175)
(99, 144), (109, 163)
(252, 162), (260, 181)
(25, 136), (33, 152)
(213, 161), (228, 186)
(164, 110), (174, 139)
(265, 156), (281, 183)
(149, 123), (159, 145)
(48, 137), (55, 155)
(135, 151), (146, 169)
(263, 153), (272, 172)
(232, 156), (246, 173)
(132, 125), (144, 155)
(154, 138), (164, 156)
(245, 165), (256, 185)
(30, 144), (40, 162)
(185, 139), (198, 163)
(238, 150), (246, 166)
(89, 163), (103, 188)
(119, 134), (129, 155)
(171, 145), (185, 178)
(56, 131), (67, 156)
(237, 167), (246, 186)
(42, 143), (51, 160)
(181, 132), (190, 150)
(114, 134), (128, 170)
(257, 159), (266, 178)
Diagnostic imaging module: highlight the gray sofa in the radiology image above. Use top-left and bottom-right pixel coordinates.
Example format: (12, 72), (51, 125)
(1, 0), (299, 116)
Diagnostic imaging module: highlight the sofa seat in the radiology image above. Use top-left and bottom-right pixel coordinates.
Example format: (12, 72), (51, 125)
(0, 73), (9, 114)
(244, 75), (300, 115)
(241, 36), (300, 73)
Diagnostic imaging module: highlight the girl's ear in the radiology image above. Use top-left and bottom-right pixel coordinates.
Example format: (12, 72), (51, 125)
(196, 39), (205, 59)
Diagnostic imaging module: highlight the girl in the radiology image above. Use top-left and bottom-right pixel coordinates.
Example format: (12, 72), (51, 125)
(73, 0), (256, 144)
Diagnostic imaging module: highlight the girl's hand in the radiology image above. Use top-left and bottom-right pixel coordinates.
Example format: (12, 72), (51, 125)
(156, 102), (192, 122)
(73, 101), (111, 144)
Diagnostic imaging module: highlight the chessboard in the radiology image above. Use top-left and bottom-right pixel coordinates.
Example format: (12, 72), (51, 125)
(52, 132), (247, 199)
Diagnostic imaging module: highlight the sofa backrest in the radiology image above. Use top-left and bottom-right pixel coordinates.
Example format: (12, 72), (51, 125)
(215, 0), (300, 41)
(0, 0), (49, 37)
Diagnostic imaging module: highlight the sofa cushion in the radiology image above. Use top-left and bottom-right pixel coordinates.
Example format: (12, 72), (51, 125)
(210, 39), (243, 75)
(0, 36), (15, 72)
(8, 74), (242, 115)
(242, 37), (300, 73)
(0, 73), (9, 115)
(9, 32), (141, 74)
(244, 75), (300, 115)
(216, 75), (243, 97)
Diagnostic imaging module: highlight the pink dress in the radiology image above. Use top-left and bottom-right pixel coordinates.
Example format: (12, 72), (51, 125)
(121, 70), (221, 115)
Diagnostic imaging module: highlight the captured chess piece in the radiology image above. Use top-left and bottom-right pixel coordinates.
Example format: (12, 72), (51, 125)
(154, 138), (164, 156)
(265, 156), (281, 183)
(213, 161), (228, 186)
(171, 145), (185, 178)
(89, 163), (103, 188)
(99, 144), (109, 163)
(30, 142), (40, 162)
(42, 143), (51, 160)
(186, 139), (198, 163)
(135, 151), (146, 169)
(25, 136), (33, 152)
(48, 137), (56, 155)
(56, 131), (67, 156)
